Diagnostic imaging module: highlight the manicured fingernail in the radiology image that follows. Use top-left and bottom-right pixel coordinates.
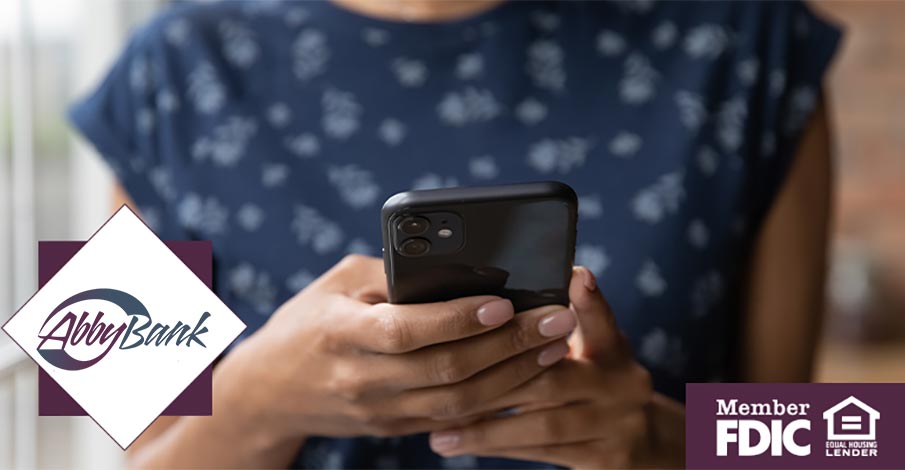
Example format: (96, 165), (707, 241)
(538, 309), (576, 337)
(430, 431), (461, 453)
(581, 266), (598, 292)
(537, 341), (569, 366)
(476, 298), (514, 326)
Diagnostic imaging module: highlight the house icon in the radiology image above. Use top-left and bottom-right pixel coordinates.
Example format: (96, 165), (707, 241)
(823, 396), (880, 441)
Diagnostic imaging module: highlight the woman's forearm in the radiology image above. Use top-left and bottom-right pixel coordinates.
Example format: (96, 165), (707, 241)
(127, 357), (303, 468)
(128, 417), (301, 468)
(635, 392), (686, 469)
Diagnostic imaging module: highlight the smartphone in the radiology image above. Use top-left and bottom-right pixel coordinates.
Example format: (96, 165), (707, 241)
(381, 181), (578, 312)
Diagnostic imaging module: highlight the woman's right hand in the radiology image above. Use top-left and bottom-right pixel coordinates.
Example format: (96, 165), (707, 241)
(216, 254), (577, 447)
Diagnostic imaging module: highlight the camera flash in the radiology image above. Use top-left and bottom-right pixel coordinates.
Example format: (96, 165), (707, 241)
(437, 228), (453, 239)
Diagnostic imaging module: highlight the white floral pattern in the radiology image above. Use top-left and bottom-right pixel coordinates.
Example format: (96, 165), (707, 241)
(228, 263), (277, 315)
(156, 89), (179, 113)
(596, 30), (626, 56)
(526, 137), (593, 174)
(577, 194), (603, 219)
(187, 63), (226, 114)
(327, 165), (380, 209)
(683, 24), (728, 59)
(576, 244), (610, 276)
(285, 133), (320, 158)
(291, 204), (344, 254)
(267, 102), (292, 128)
(696, 146), (719, 176)
(515, 98), (547, 125)
(261, 163), (290, 188)
(412, 173), (459, 190)
(129, 55), (152, 94)
(236, 203), (265, 231)
(192, 116), (257, 167)
(177, 193), (229, 236)
(292, 29), (330, 80)
(378, 118), (406, 146)
(737, 58), (759, 86)
(437, 88), (501, 126)
(620, 53), (659, 104)
(526, 39), (566, 92)
(362, 27), (389, 47)
(609, 131), (642, 158)
(456, 53), (484, 80)
(469, 155), (499, 180)
(219, 20), (259, 68)
(631, 171), (685, 224)
(286, 269), (316, 292)
(687, 219), (710, 249)
(164, 17), (190, 46)
(651, 21), (677, 49)
(675, 90), (708, 131)
(636, 260), (667, 296)
(322, 88), (362, 139)
(392, 58), (428, 87)
(639, 328), (686, 374)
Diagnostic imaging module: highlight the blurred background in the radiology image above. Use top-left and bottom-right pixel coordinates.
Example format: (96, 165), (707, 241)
(0, 1), (902, 468)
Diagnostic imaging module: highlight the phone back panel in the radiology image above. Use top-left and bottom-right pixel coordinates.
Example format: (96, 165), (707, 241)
(382, 181), (577, 312)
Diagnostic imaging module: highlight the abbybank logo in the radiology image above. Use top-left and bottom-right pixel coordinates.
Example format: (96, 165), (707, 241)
(687, 384), (905, 469)
(37, 288), (210, 371)
(3, 207), (245, 448)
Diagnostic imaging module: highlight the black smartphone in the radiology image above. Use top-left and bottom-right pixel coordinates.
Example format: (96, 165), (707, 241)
(381, 181), (578, 312)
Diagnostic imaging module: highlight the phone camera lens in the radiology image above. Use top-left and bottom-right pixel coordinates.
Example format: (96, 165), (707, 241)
(398, 216), (430, 236)
(399, 238), (431, 257)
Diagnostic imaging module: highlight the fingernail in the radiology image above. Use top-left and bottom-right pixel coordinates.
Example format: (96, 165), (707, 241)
(537, 341), (569, 366)
(430, 431), (461, 453)
(538, 309), (576, 337)
(581, 267), (598, 292)
(476, 298), (514, 326)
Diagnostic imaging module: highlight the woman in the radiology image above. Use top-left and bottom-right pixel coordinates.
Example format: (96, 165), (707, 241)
(70, 0), (841, 467)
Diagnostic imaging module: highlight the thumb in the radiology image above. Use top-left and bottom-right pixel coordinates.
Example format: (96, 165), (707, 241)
(568, 266), (621, 360)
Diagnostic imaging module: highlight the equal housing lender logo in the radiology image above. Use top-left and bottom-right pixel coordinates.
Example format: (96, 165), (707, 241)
(3, 207), (246, 448)
(687, 383), (905, 469)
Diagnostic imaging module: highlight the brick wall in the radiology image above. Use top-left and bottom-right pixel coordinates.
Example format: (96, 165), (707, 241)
(812, 1), (905, 342)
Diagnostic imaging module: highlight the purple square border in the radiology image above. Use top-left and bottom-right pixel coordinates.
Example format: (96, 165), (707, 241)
(36, 240), (214, 416)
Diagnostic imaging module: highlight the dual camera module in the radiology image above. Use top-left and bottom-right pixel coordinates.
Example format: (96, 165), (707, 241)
(394, 213), (459, 257)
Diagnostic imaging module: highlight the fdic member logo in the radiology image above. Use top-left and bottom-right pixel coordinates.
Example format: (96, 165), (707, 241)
(3, 207), (246, 448)
(686, 383), (903, 469)
(715, 398), (811, 457)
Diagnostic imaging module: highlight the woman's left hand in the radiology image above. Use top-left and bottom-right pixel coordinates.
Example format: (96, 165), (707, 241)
(428, 267), (686, 469)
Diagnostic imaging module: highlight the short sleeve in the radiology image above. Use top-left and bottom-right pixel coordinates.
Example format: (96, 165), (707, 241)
(68, 19), (187, 239)
(747, 1), (842, 228)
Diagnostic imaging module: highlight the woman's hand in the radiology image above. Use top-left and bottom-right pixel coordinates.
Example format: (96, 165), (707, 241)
(216, 255), (578, 449)
(428, 267), (686, 469)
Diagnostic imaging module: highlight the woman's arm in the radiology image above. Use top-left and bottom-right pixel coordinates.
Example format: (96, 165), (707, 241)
(742, 98), (833, 382)
(111, 181), (135, 213)
(111, 185), (301, 467)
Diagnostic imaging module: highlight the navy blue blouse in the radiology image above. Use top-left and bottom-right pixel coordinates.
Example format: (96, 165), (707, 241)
(70, 1), (841, 467)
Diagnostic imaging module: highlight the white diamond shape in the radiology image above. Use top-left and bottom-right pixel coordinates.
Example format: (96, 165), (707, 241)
(3, 207), (246, 448)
